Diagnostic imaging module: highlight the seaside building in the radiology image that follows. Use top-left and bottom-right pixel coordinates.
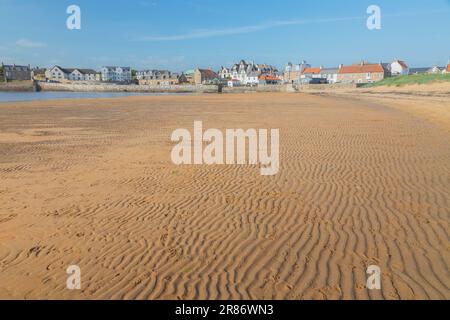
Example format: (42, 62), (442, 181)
(136, 70), (154, 80)
(184, 70), (195, 84)
(137, 70), (184, 85)
(257, 63), (279, 75)
(230, 60), (258, 85)
(194, 68), (219, 85)
(101, 66), (132, 82)
(283, 61), (310, 84)
(31, 68), (47, 81)
(46, 66), (68, 81)
(318, 66), (340, 84)
(245, 71), (260, 86)
(227, 79), (241, 87)
(46, 66), (100, 82)
(300, 67), (322, 84)
(259, 74), (281, 85)
(69, 69), (99, 81)
(221, 60), (279, 86)
(427, 65), (445, 74)
(1, 63), (31, 81)
(337, 62), (388, 84)
(390, 59), (409, 75)
(218, 66), (232, 80)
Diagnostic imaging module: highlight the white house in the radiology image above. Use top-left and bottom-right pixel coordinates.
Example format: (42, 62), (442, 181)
(223, 60), (278, 86)
(300, 67), (322, 84)
(428, 65), (444, 74)
(227, 79), (241, 87)
(219, 66), (232, 79)
(319, 66), (340, 84)
(390, 59), (409, 75)
(45, 66), (99, 82)
(230, 60), (254, 84)
(246, 71), (260, 86)
(283, 60), (311, 84)
(69, 69), (98, 81)
(101, 66), (132, 82)
(46, 66), (69, 81)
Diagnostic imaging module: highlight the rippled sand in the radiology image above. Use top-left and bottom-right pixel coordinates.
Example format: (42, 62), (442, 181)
(0, 92), (448, 299)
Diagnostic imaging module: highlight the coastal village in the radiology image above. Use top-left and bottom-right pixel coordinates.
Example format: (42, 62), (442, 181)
(1, 59), (450, 88)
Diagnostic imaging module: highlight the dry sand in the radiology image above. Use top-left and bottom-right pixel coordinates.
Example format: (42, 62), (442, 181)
(0, 92), (448, 300)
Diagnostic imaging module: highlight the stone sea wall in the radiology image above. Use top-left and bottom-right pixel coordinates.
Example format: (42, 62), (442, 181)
(38, 82), (219, 93)
(1, 81), (358, 94)
(0, 80), (37, 92)
(222, 84), (291, 93)
(296, 83), (358, 90)
(37, 82), (295, 94)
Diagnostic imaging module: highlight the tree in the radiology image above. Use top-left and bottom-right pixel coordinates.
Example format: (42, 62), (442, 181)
(0, 65), (4, 82)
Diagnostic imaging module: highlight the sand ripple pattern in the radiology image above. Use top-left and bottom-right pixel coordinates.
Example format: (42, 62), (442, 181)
(0, 94), (448, 300)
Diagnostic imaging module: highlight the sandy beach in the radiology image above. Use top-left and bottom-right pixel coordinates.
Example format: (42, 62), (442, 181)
(0, 91), (448, 300)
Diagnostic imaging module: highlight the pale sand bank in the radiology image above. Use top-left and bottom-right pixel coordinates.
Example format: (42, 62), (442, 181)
(0, 93), (448, 299)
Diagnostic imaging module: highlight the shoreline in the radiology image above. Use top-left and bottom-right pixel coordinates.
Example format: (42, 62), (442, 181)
(0, 91), (193, 103)
(1, 80), (448, 97)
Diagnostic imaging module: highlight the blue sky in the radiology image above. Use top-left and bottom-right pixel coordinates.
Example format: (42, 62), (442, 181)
(0, 0), (449, 71)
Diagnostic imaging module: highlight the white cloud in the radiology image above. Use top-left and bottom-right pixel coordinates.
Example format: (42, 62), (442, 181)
(136, 9), (450, 42)
(16, 39), (47, 48)
(136, 17), (363, 42)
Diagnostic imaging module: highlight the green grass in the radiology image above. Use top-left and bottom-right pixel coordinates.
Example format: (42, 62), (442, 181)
(362, 73), (450, 88)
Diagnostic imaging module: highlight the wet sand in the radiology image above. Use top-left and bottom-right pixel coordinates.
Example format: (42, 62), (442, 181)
(0, 92), (448, 299)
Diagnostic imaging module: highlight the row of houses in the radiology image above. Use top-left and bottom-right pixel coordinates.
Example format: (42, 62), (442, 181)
(284, 60), (386, 84)
(0, 62), (210, 86)
(283, 59), (450, 85)
(1, 63), (32, 81)
(181, 60), (283, 87)
(0, 64), (133, 83)
(44, 66), (132, 83)
(218, 60), (280, 86)
(136, 70), (189, 85)
(196, 58), (450, 87)
(2, 60), (450, 86)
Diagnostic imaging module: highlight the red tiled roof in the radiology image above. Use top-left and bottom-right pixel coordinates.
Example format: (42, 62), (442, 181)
(198, 69), (218, 78)
(447, 64), (450, 72)
(259, 75), (280, 81)
(339, 64), (385, 74)
(397, 60), (408, 69)
(302, 67), (321, 74)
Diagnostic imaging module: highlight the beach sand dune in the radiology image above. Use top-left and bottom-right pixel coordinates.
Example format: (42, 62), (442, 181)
(0, 93), (448, 300)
